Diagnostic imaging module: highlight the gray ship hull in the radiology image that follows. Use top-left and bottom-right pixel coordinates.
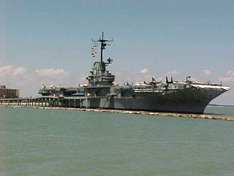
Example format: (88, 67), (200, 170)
(79, 86), (228, 114)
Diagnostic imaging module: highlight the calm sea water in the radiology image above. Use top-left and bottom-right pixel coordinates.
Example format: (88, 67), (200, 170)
(0, 106), (234, 176)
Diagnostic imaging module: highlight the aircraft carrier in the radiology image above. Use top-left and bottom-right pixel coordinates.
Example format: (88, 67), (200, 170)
(39, 33), (230, 114)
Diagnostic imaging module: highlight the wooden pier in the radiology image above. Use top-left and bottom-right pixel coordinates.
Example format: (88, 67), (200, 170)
(0, 96), (83, 108)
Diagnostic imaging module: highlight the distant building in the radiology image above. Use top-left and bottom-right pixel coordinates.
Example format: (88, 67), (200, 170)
(0, 85), (19, 98)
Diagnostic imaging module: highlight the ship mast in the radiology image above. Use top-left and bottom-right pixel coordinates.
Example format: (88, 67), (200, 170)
(100, 32), (104, 63)
(93, 32), (112, 64)
(87, 33), (115, 86)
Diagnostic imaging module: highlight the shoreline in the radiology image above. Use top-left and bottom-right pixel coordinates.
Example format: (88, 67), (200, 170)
(1, 104), (234, 121)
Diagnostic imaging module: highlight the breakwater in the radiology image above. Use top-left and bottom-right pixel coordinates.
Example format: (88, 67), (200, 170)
(1, 97), (234, 121)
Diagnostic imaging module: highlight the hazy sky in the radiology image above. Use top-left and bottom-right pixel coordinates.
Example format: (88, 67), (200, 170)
(0, 0), (234, 104)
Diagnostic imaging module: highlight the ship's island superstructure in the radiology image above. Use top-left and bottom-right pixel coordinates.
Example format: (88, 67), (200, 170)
(39, 33), (230, 114)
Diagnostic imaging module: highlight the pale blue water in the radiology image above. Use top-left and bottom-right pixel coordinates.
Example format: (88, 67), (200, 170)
(0, 106), (234, 176)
